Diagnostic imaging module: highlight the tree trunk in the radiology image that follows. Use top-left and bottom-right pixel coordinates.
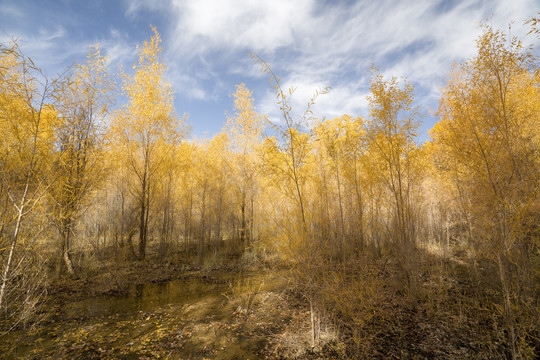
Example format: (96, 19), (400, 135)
(62, 226), (77, 278)
(240, 191), (246, 245)
(250, 195), (254, 242)
(498, 255), (517, 360)
(215, 188), (223, 256)
(0, 201), (25, 309)
(198, 184), (207, 266)
(353, 157), (364, 247)
(138, 171), (150, 261)
(335, 158), (346, 262)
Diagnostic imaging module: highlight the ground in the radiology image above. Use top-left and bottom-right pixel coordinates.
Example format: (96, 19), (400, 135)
(0, 255), (534, 359)
(1, 263), (327, 359)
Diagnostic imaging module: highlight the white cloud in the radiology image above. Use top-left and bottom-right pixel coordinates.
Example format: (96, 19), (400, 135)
(239, 0), (537, 137)
(100, 29), (137, 68)
(167, 67), (211, 101)
(257, 76), (370, 128)
(168, 0), (314, 55)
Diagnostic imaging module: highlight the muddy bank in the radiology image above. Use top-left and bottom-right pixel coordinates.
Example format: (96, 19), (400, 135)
(1, 265), (326, 359)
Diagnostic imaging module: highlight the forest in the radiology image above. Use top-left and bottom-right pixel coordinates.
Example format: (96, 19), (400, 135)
(0, 18), (538, 360)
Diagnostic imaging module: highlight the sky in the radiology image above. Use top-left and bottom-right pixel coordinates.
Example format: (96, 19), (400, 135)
(0, 0), (538, 142)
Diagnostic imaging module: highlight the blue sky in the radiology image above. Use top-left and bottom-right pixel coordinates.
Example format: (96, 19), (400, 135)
(1, 0), (538, 142)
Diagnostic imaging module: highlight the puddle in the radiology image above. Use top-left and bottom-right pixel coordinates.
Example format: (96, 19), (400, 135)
(63, 276), (226, 319)
(1, 270), (288, 359)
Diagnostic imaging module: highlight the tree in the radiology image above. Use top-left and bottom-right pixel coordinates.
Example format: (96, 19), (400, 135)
(110, 27), (187, 260)
(366, 65), (421, 298)
(252, 54), (329, 347)
(226, 83), (264, 245)
(314, 115), (366, 260)
(48, 46), (113, 277)
(0, 40), (61, 317)
(192, 133), (231, 265)
(431, 25), (539, 358)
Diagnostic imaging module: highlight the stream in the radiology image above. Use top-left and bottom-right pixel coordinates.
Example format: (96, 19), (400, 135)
(1, 270), (289, 359)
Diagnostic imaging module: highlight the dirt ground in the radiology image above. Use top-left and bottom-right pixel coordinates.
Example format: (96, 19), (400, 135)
(1, 263), (333, 359)
(2, 257), (535, 359)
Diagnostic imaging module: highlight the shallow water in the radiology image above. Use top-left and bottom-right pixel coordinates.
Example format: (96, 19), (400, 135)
(64, 276), (227, 318)
(2, 270), (287, 359)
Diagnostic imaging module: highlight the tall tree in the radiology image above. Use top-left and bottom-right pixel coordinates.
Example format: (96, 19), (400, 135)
(110, 27), (187, 260)
(431, 25), (539, 358)
(366, 66), (421, 298)
(0, 41), (61, 312)
(226, 83), (264, 245)
(252, 54), (329, 347)
(48, 46), (113, 277)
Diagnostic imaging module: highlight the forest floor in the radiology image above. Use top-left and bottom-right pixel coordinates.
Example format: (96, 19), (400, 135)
(1, 252), (530, 359)
(1, 261), (330, 359)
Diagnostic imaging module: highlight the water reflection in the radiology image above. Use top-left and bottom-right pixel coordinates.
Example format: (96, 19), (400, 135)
(63, 271), (283, 320)
(3, 270), (287, 359)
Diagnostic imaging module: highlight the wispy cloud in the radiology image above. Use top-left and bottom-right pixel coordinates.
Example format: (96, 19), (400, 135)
(168, 0), (314, 55)
(126, 0), (537, 137)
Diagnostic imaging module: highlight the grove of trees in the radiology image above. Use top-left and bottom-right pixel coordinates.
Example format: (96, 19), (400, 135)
(1, 21), (538, 358)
